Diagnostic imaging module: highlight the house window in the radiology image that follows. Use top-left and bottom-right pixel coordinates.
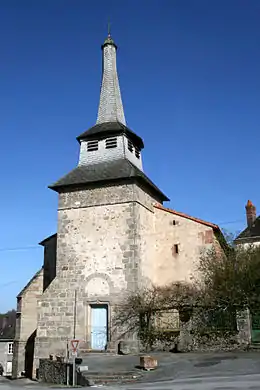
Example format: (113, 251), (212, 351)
(174, 244), (179, 254)
(7, 342), (13, 354)
(135, 148), (140, 159)
(87, 140), (98, 152)
(105, 137), (117, 149)
(128, 139), (134, 152)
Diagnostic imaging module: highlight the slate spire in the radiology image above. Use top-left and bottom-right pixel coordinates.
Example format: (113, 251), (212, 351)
(96, 32), (126, 125)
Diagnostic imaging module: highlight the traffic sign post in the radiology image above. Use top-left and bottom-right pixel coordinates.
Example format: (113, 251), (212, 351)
(70, 339), (80, 386)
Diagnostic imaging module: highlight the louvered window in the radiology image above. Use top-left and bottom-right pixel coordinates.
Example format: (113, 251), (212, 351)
(105, 137), (117, 149)
(135, 148), (140, 159)
(87, 140), (98, 152)
(128, 139), (134, 152)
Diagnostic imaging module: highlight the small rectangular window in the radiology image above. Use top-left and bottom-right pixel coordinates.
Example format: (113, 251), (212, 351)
(8, 342), (13, 354)
(106, 137), (117, 149)
(174, 244), (179, 254)
(87, 140), (98, 152)
(135, 148), (140, 159)
(128, 139), (134, 152)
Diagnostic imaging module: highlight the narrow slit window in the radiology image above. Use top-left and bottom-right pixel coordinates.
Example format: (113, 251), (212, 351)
(174, 244), (179, 254)
(128, 139), (134, 152)
(87, 140), (98, 152)
(106, 137), (117, 149)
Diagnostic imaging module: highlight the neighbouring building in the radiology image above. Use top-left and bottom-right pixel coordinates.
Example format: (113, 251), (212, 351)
(13, 32), (225, 378)
(234, 200), (260, 345)
(12, 269), (43, 379)
(234, 200), (260, 247)
(0, 316), (15, 377)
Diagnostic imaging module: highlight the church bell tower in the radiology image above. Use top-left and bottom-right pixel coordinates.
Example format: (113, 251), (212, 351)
(34, 32), (168, 364)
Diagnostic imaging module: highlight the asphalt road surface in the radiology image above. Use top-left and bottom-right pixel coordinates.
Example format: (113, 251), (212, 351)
(2, 352), (260, 389)
(2, 374), (260, 389)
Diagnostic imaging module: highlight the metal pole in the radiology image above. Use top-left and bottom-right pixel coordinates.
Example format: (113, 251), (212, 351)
(73, 290), (77, 339)
(72, 355), (76, 387)
(72, 290), (77, 387)
(66, 339), (69, 386)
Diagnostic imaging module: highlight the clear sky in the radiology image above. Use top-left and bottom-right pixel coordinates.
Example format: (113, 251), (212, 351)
(0, 0), (259, 312)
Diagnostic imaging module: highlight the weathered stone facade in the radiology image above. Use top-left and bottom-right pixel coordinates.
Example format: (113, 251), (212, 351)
(34, 183), (159, 365)
(12, 269), (43, 378)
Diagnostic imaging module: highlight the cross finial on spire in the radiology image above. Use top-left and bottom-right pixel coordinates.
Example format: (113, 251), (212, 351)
(108, 19), (111, 37)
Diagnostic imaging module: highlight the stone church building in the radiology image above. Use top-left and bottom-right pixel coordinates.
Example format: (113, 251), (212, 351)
(12, 33), (223, 378)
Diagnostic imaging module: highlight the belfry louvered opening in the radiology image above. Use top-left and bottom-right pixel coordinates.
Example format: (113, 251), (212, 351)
(105, 137), (117, 149)
(87, 140), (99, 152)
(128, 139), (134, 152)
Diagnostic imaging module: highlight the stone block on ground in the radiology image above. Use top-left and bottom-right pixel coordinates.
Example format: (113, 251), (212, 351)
(139, 356), (158, 370)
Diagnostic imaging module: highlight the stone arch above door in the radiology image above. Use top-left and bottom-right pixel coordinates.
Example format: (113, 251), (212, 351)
(84, 273), (114, 297)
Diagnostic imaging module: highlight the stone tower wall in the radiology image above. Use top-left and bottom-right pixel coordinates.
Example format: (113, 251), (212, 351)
(34, 183), (158, 370)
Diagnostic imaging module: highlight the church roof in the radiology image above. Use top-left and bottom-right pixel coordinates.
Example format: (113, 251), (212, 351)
(234, 216), (260, 242)
(154, 204), (220, 231)
(96, 33), (126, 125)
(77, 121), (144, 150)
(49, 158), (169, 201)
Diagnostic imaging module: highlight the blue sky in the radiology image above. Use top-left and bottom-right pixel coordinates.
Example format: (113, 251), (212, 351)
(0, 0), (259, 312)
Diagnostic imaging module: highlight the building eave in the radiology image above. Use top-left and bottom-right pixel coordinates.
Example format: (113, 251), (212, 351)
(39, 233), (57, 246)
(76, 122), (144, 150)
(154, 203), (220, 231)
(0, 338), (14, 342)
(49, 176), (169, 202)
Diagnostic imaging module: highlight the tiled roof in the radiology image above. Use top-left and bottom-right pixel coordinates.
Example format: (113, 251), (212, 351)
(49, 158), (169, 201)
(154, 204), (220, 230)
(0, 327), (15, 340)
(76, 122), (144, 149)
(235, 216), (260, 242)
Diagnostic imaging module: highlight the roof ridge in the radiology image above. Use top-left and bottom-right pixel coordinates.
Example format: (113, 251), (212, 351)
(154, 203), (219, 230)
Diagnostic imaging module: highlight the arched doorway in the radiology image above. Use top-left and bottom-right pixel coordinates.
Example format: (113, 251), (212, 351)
(24, 330), (36, 378)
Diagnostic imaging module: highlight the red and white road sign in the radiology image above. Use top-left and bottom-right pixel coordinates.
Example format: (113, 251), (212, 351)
(70, 339), (80, 353)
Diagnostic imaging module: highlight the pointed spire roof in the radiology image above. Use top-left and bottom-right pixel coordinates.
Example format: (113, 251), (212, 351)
(77, 33), (144, 149)
(96, 32), (126, 125)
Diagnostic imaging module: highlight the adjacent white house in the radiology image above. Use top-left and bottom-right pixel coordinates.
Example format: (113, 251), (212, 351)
(0, 338), (13, 376)
(234, 200), (260, 248)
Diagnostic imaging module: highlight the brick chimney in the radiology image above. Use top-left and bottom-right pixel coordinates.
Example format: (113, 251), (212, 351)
(245, 200), (256, 228)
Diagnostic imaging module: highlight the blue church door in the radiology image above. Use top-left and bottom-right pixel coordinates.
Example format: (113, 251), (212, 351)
(91, 305), (108, 350)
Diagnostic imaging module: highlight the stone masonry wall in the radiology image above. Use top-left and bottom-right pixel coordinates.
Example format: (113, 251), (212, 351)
(150, 207), (219, 286)
(12, 269), (43, 378)
(34, 183), (158, 370)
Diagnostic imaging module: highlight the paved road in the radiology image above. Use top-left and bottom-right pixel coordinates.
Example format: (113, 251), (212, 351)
(2, 352), (260, 389)
(118, 374), (260, 389)
(2, 374), (260, 389)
